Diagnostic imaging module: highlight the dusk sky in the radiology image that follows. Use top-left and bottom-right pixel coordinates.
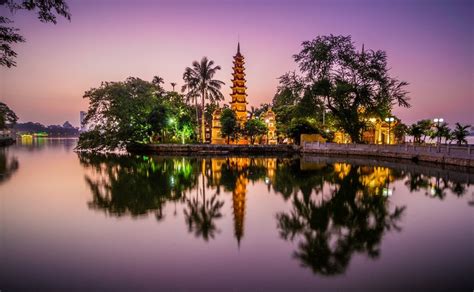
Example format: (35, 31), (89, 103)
(1, 0), (472, 127)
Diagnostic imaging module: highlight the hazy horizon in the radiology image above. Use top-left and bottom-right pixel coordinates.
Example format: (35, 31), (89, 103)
(1, 0), (473, 127)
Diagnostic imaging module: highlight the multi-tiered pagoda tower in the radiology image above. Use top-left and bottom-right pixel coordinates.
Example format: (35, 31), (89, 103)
(230, 43), (248, 144)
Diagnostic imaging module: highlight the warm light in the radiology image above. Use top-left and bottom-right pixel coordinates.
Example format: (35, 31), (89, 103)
(369, 118), (376, 123)
(265, 119), (269, 124)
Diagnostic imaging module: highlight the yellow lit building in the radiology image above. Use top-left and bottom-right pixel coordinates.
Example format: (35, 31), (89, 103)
(262, 108), (277, 144)
(212, 43), (249, 144)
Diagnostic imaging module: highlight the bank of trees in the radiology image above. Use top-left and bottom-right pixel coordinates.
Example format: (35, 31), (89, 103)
(271, 35), (410, 144)
(77, 76), (198, 151)
(407, 120), (471, 145)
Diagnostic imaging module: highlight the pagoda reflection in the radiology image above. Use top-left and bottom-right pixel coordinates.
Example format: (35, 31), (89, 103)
(78, 153), (472, 258)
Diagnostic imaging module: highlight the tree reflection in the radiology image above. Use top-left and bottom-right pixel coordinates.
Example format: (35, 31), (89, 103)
(78, 153), (199, 220)
(0, 147), (19, 185)
(276, 164), (406, 276)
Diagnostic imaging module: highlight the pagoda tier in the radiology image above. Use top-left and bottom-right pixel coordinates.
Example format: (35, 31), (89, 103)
(230, 42), (248, 126)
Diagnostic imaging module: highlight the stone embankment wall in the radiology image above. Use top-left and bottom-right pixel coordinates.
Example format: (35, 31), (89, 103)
(302, 142), (474, 168)
(128, 143), (300, 156)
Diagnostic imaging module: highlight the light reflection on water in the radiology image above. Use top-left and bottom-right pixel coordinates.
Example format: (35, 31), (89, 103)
(0, 139), (472, 290)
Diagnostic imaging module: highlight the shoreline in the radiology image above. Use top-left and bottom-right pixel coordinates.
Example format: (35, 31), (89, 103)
(128, 143), (474, 169)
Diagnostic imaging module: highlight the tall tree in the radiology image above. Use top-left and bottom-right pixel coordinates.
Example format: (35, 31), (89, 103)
(1, 0), (70, 67)
(182, 57), (225, 142)
(220, 108), (238, 144)
(452, 122), (470, 145)
(244, 118), (267, 144)
(0, 102), (18, 129)
(182, 68), (201, 139)
(77, 77), (159, 151)
(286, 35), (410, 143)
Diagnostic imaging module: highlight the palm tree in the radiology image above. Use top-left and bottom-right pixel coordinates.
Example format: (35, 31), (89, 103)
(452, 122), (470, 145)
(182, 57), (225, 142)
(170, 82), (177, 91)
(182, 69), (200, 141)
(152, 75), (165, 95)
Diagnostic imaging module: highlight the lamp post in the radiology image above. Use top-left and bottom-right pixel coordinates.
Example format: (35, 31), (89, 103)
(384, 117), (395, 144)
(433, 118), (444, 145)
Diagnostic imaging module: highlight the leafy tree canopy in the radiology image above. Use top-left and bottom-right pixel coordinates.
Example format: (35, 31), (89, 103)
(77, 76), (197, 151)
(0, 101), (18, 129)
(220, 108), (239, 144)
(274, 35), (410, 143)
(1, 0), (71, 67)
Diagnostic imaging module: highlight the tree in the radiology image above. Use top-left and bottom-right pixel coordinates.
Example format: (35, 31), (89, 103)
(244, 118), (267, 144)
(408, 119), (432, 144)
(220, 108), (239, 144)
(182, 57), (225, 142)
(0, 102), (18, 129)
(452, 123), (470, 145)
(393, 122), (408, 143)
(77, 77), (159, 151)
(287, 35), (409, 143)
(1, 0), (70, 67)
(287, 119), (320, 145)
(433, 122), (451, 145)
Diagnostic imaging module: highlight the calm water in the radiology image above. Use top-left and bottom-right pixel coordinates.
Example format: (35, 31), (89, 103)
(1, 139), (473, 291)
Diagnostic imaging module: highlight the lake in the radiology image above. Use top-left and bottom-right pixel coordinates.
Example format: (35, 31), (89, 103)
(0, 139), (472, 291)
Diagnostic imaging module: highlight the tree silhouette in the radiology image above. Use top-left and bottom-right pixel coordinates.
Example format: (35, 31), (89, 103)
(1, 0), (70, 67)
(276, 165), (406, 275)
(182, 57), (225, 142)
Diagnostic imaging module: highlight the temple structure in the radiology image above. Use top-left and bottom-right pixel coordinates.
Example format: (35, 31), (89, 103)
(212, 43), (249, 144)
(230, 43), (248, 128)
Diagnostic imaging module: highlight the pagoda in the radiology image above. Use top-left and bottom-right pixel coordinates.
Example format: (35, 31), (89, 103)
(230, 43), (248, 143)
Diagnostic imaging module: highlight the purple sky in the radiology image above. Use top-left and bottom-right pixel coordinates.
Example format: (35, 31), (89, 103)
(1, 0), (473, 127)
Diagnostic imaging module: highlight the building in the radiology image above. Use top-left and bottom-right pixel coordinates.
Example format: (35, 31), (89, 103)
(261, 108), (277, 144)
(212, 43), (249, 144)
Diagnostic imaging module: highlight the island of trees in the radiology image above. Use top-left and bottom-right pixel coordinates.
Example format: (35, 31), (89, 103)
(72, 35), (471, 151)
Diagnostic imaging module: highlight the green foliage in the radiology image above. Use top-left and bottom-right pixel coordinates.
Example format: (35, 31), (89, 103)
(277, 35), (410, 143)
(77, 77), (197, 151)
(77, 77), (158, 151)
(1, 0), (70, 67)
(287, 118), (320, 145)
(182, 57), (225, 142)
(220, 108), (239, 144)
(408, 119), (432, 143)
(393, 123), (408, 142)
(433, 122), (451, 144)
(452, 123), (470, 145)
(244, 118), (267, 144)
(0, 102), (18, 129)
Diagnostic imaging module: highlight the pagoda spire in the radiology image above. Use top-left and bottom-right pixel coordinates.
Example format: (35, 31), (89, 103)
(230, 42), (247, 129)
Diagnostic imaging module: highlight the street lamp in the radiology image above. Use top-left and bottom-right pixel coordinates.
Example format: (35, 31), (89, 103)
(433, 118), (444, 144)
(384, 117), (395, 144)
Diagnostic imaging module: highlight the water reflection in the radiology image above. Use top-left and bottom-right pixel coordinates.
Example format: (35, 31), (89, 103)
(276, 163), (405, 275)
(0, 147), (19, 185)
(78, 153), (472, 276)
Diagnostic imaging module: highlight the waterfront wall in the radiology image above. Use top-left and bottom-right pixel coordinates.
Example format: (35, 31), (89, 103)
(302, 142), (474, 168)
(128, 143), (300, 155)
